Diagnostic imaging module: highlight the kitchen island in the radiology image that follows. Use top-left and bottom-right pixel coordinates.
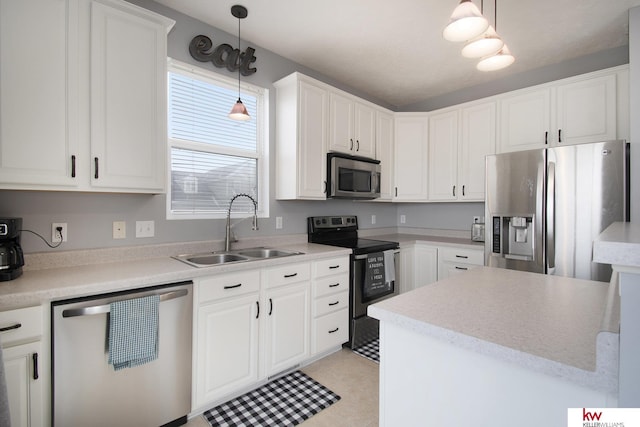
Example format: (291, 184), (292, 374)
(369, 266), (619, 427)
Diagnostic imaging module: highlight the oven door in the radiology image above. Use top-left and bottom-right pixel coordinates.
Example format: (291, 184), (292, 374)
(352, 250), (399, 318)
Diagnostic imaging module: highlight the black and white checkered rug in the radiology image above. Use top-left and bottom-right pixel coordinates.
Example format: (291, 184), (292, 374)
(203, 370), (340, 427)
(352, 338), (380, 363)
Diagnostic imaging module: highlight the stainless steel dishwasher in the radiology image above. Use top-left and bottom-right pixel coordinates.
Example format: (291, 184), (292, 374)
(51, 281), (193, 427)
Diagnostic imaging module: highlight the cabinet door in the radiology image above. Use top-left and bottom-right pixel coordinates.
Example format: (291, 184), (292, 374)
(354, 102), (376, 158)
(414, 245), (438, 288)
(376, 111), (395, 200)
(329, 92), (354, 154)
(89, 0), (170, 192)
(394, 115), (429, 201)
(0, 0), (79, 188)
(298, 81), (328, 199)
(195, 294), (259, 407)
(498, 88), (551, 153)
(264, 283), (310, 376)
(555, 74), (616, 145)
(459, 102), (496, 201)
(428, 110), (458, 201)
(3, 342), (44, 427)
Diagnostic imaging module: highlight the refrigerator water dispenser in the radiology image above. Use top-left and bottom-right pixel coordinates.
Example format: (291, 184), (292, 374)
(492, 215), (534, 261)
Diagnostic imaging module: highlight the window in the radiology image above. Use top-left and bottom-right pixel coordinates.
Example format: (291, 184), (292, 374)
(167, 60), (268, 219)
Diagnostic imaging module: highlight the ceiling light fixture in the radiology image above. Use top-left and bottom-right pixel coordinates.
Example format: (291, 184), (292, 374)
(461, 25), (503, 58)
(228, 4), (250, 121)
(475, 0), (514, 71)
(443, 0), (489, 43)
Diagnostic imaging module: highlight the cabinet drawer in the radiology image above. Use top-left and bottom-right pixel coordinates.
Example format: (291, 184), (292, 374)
(313, 257), (349, 278)
(0, 305), (43, 347)
(438, 247), (484, 265)
(313, 274), (349, 298)
(265, 262), (310, 288)
(313, 309), (348, 354)
(198, 270), (260, 303)
(314, 291), (349, 317)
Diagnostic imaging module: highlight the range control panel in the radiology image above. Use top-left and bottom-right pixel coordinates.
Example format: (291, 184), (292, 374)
(308, 215), (358, 230)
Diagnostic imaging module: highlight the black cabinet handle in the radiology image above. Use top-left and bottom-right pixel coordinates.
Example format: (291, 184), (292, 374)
(395, 187), (398, 197)
(356, 140), (360, 151)
(0, 323), (22, 333)
(462, 185), (465, 196)
(452, 185), (456, 197)
(329, 283), (340, 288)
(455, 266), (468, 270)
(328, 327), (339, 334)
(256, 301), (260, 319)
(284, 273), (298, 278)
(32, 353), (39, 380)
(350, 139), (354, 150)
(455, 255), (469, 259)
(94, 157), (99, 179)
(558, 129), (562, 143)
(71, 155), (76, 178)
(328, 301), (339, 306)
(329, 265), (340, 269)
(323, 181), (327, 194)
(224, 283), (242, 290)
(545, 131), (548, 145)
(269, 298), (273, 316)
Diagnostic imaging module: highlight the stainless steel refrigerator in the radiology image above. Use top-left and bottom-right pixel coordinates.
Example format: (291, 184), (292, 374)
(485, 140), (629, 282)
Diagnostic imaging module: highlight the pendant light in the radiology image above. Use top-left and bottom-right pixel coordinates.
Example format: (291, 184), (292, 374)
(461, 25), (503, 58)
(228, 5), (250, 121)
(443, 0), (489, 43)
(476, 0), (514, 71)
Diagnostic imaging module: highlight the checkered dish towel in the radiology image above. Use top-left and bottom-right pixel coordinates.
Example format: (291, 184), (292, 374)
(108, 294), (160, 371)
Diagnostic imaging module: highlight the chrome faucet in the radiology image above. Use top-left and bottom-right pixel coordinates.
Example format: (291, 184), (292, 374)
(225, 193), (259, 251)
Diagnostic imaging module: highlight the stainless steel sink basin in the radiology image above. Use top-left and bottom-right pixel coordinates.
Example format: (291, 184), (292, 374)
(172, 247), (303, 268)
(235, 248), (299, 259)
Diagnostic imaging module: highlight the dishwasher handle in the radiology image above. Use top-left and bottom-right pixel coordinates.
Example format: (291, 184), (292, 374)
(62, 288), (189, 318)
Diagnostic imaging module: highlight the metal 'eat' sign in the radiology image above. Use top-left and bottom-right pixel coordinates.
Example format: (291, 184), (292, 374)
(189, 35), (257, 76)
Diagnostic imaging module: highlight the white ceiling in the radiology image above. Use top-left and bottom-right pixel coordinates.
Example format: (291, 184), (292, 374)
(152, 0), (640, 108)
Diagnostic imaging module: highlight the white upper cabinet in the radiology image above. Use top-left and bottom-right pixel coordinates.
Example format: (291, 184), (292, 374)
(0, 0), (173, 193)
(376, 110), (395, 201)
(394, 114), (429, 201)
(428, 109), (458, 201)
(329, 90), (376, 158)
(427, 101), (496, 202)
(498, 68), (622, 153)
(89, 0), (172, 192)
(275, 73), (329, 200)
(0, 0), (79, 188)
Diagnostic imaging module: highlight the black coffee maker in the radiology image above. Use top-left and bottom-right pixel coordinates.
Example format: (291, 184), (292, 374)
(0, 218), (24, 281)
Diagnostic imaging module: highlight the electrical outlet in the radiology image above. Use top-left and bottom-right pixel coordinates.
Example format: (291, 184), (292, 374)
(371, 214), (376, 225)
(113, 221), (126, 239)
(52, 223), (67, 243)
(400, 215), (406, 224)
(135, 220), (155, 238)
(275, 217), (283, 229)
(473, 216), (481, 224)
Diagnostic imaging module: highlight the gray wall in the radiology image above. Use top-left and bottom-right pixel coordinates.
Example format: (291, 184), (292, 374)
(0, 0), (631, 253)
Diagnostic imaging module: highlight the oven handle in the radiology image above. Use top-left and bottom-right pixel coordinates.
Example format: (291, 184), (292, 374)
(353, 249), (400, 260)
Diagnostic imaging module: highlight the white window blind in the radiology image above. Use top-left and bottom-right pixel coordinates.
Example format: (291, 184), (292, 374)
(167, 61), (267, 219)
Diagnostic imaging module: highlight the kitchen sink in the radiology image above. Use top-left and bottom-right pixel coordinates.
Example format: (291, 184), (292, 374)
(235, 248), (300, 259)
(172, 247), (303, 268)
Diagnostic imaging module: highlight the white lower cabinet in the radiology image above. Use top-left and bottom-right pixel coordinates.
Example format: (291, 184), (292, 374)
(437, 247), (484, 280)
(311, 256), (350, 354)
(263, 262), (311, 376)
(0, 305), (45, 427)
(194, 270), (261, 408)
(401, 243), (484, 290)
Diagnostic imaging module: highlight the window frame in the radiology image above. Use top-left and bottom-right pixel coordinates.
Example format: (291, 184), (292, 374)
(166, 58), (269, 220)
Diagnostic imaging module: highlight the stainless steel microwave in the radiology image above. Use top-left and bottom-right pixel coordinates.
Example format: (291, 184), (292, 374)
(327, 153), (381, 199)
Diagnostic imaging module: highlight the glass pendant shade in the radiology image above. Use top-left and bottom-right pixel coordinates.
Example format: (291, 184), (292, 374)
(443, 0), (489, 42)
(228, 99), (251, 121)
(461, 25), (504, 58)
(477, 44), (515, 71)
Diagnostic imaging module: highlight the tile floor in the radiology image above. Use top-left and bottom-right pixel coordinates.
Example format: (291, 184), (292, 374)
(185, 348), (379, 427)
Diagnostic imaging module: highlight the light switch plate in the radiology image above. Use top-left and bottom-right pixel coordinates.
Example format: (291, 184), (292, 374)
(136, 220), (155, 238)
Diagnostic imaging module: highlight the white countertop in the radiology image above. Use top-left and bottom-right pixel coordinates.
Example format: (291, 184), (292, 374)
(0, 242), (351, 310)
(369, 266), (620, 393)
(593, 222), (640, 269)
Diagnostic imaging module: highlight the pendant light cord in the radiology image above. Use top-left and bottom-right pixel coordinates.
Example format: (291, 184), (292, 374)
(237, 14), (241, 100)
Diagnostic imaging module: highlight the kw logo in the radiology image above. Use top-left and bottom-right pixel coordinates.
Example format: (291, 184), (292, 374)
(583, 408), (603, 421)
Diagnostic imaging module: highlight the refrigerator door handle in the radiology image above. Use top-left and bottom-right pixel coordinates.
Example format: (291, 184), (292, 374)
(546, 162), (556, 271)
